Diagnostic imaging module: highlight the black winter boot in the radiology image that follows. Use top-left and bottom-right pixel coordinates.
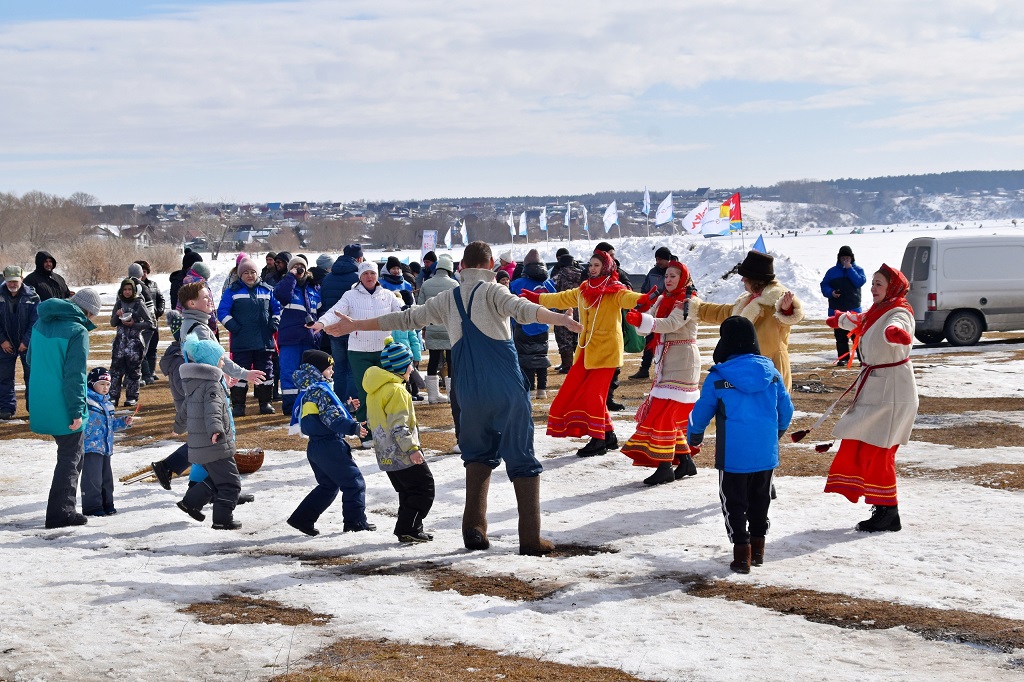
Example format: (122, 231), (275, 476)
(643, 463), (675, 486)
(576, 438), (607, 457)
(558, 349), (574, 374)
(254, 383), (275, 415)
(604, 430), (619, 450)
(674, 454), (698, 479)
(856, 504), (901, 532)
(230, 385), (247, 418)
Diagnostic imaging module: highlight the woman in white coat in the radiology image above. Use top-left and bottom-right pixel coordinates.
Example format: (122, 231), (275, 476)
(823, 264), (918, 532)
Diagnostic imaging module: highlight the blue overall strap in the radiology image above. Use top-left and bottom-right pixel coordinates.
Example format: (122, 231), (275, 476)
(452, 283), (484, 324)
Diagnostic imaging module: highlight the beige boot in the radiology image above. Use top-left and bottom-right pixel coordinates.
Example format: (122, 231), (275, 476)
(512, 476), (555, 556)
(443, 376), (453, 399)
(426, 375), (449, 404)
(462, 463), (491, 550)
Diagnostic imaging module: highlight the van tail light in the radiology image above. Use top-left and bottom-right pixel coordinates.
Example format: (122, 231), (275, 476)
(927, 293), (937, 312)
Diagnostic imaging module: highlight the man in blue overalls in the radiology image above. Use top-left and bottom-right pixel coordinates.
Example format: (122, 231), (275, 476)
(322, 241), (582, 556)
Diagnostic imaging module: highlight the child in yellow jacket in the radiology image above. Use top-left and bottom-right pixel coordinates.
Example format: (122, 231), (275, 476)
(362, 337), (435, 542)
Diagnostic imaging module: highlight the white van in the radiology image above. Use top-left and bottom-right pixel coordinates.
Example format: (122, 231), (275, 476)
(900, 234), (1024, 346)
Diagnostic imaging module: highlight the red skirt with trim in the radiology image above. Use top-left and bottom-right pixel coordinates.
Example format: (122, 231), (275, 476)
(621, 398), (693, 467)
(824, 439), (899, 505)
(547, 355), (615, 440)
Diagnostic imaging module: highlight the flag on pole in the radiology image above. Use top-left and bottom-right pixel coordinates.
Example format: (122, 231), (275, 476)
(602, 201), (618, 233)
(752, 234), (767, 253)
(444, 226), (452, 249)
(460, 220), (469, 246)
(519, 211), (528, 236)
(699, 193), (743, 237)
(564, 203), (571, 229)
(507, 211), (515, 237)
(681, 200), (709, 235)
(727, 192), (743, 232)
(539, 207), (547, 232)
(642, 187), (651, 216)
(582, 204), (589, 232)
(655, 193), (674, 225)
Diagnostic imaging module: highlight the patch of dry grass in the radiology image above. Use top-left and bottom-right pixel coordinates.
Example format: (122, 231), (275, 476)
(180, 594), (332, 627)
(272, 639), (646, 682)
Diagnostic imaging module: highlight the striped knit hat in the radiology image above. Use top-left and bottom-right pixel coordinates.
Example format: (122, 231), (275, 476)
(380, 337), (413, 375)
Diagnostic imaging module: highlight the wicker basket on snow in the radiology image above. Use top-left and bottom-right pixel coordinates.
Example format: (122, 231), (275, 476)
(234, 447), (265, 475)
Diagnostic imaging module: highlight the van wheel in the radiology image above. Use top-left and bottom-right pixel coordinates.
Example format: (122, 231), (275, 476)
(944, 311), (983, 346)
(914, 330), (944, 345)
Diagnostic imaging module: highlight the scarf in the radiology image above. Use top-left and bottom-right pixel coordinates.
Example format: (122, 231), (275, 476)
(646, 262), (694, 352)
(848, 264), (913, 360)
(289, 379), (345, 435)
(579, 270), (625, 306)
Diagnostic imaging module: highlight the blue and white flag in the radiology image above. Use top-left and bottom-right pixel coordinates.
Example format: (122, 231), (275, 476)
(507, 211), (515, 237)
(564, 203), (571, 229)
(519, 211), (528, 236)
(643, 187), (651, 216)
(582, 204), (589, 232)
(539, 207), (547, 232)
(460, 220), (469, 246)
(602, 201), (618, 233)
(444, 226), (452, 249)
(681, 200), (709, 235)
(655, 193), (674, 225)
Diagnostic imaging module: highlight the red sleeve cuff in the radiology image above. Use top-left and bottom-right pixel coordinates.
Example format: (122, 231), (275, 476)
(884, 325), (912, 345)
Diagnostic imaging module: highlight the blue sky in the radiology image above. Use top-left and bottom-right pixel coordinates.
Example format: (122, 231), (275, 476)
(1, 0), (1023, 204)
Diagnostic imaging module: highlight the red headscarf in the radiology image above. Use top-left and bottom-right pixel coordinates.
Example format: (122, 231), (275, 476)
(848, 263), (913, 358)
(647, 261), (694, 351)
(580, 250), (625, 305)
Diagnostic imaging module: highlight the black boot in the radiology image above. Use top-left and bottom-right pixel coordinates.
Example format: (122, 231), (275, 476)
(674, 454), (698, 479)
(604, 430), (619, 450)
(230, 385), (247, 418)
(152, 460), (173, 490)
(576, 438), (607, 457)
(643, 462), (675, 486)
(856, 504), (901, 532)
(558, 349), (573, 374)
(254, 383), (275, 415)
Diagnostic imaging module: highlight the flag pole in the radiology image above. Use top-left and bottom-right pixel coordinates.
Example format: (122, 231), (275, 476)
(646, 213), (650, 238)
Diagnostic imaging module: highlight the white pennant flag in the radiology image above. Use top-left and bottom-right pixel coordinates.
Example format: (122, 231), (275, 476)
(681, 200), (709, 234)
(582, 204), (589, 232)
(539, 207), (547, 232)
(643, 187), (651, 216)
(602, 201), (618, 233)
(444, 226), (452, 249)
(655, 193), (674, 225)
(519, 211), (528, 236)
(460, 220), (469, 246)
(507, 210), (515, 237)
(564, 203), (571, 229)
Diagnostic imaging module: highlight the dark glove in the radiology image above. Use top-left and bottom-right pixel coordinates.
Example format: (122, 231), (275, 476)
(625, 309), (642, 327)
(688, 432), (704, 447)
(518, 289), (541, 304)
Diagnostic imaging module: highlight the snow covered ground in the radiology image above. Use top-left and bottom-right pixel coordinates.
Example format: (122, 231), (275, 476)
(2, 220), (1024, 680)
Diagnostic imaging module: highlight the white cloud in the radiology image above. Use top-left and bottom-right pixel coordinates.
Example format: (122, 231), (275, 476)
(1, 0), (1023, 200)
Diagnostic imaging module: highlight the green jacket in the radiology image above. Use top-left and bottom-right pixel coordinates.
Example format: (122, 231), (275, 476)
(27, 298), (95, 436)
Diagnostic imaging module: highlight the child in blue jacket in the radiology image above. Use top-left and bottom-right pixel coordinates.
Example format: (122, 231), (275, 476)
(82, 367), (133, 516)
(688, 316), (793, 574)
(286, 350), (372, 537)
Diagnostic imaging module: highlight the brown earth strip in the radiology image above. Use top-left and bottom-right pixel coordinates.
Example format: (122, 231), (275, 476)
(682, 577), (1024, 653)
(902, 463), (1024, 491)
(349, 560), (563, 602)
(271, 638), (647, 682)
(911, 422), (1024, 448)
(180, 594), (332, 626)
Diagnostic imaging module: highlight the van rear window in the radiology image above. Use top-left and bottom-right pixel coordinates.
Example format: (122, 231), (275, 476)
(913, 247), (930, 281)
(900, 247), (918, 280)
(943, 245), (1024, 281)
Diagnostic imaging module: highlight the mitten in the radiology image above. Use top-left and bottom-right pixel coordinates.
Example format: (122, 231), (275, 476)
(634, 288), (659, 313)
(625, 309), (643, 327)
(518, 289), (541, 304)
(884, 325), (912, 345)
(826, 312), (841, 329)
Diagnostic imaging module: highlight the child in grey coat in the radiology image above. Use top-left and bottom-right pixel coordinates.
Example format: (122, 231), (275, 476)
(176, 333), (242, 530)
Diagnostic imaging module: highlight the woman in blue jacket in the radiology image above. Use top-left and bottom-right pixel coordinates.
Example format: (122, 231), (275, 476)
(217, 256), (281, 416)
(274, 256), (322, 415)
(688, 316), (793, 574)
(819, 245), (866, 366)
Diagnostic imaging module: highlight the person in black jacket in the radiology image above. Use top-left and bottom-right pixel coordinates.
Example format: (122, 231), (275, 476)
(23, 251), (72, 301)
(168, 249), (203, 309)
(0, 266), (40, 419)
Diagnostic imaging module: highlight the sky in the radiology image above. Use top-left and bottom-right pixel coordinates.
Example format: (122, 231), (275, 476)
(2, 0), (1024, 205)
